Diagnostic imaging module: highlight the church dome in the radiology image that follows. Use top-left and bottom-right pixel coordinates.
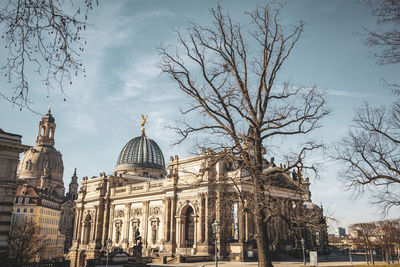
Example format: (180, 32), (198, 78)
(115, 133), (166, 177)
(18, 145), (64, 181)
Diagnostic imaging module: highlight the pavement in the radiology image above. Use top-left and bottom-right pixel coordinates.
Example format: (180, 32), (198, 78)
(148, 252), (398, 267)
(149, 262), (393, 267)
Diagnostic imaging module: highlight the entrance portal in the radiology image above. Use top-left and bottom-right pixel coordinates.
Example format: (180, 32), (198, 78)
(184, 206), (194, 247)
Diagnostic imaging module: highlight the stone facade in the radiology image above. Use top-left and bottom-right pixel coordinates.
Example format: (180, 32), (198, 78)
(0, 129), (29, 262)
(69, 130), (328, 267)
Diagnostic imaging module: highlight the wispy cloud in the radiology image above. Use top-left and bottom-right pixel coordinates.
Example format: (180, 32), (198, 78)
(326, 89), (377, 98)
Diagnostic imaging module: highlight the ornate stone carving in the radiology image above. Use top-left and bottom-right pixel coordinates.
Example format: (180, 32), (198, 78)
(150, 218), (159, 245)
(131, 208), (142, 216)
(115, 221), (122, 244)
(150, 206), (162, 216)
(115, 210), (124, 218)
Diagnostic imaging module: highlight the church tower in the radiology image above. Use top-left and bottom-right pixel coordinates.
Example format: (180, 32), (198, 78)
(36, 105), (56, 146)
(67, 168), (79, 200)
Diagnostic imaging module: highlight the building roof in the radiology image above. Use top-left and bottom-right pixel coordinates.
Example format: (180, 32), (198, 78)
(0, 128), (22, 138)
(15, 184), (66, 209)
(115, 133), (165, 171)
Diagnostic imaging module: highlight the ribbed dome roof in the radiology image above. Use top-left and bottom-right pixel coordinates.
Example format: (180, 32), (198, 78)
(116, 133), (165, 171)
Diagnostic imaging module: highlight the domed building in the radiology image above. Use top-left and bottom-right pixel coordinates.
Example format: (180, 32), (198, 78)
(12, 107), (79, 261)
(69, 118), (327, 267)
(17, 108), (65, 196)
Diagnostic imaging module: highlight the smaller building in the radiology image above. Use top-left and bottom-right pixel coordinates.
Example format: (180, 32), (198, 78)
(334, 227), (346, 237)
(0, 129), (29, 261)
(12, 183), (65, 261)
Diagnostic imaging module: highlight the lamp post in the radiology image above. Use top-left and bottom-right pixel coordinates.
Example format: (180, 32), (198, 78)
(212, 220), (220, 267)
(104, 238), (112, 267)
(301, 238), (306, 265)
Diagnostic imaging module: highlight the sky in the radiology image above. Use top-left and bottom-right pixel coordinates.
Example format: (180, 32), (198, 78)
(0, 0), (399, 232)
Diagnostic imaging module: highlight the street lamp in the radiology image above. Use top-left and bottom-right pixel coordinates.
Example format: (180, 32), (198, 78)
(212, 220), (220, 267)
(104, 238), (112, 267)
(301, 238), (306, 265)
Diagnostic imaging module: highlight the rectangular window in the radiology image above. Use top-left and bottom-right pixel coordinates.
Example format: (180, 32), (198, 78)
(24, 198), (29, 204)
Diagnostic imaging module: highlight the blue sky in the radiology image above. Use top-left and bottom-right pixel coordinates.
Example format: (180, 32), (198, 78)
(0, 0), (398, 231)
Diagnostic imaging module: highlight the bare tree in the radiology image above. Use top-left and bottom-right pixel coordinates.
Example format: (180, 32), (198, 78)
(335, 1), (400, 214)
(350, 222), (376, 264)
(8, 221), (49, 264)
(376, 219), (400, 263)
(0, 0), (97, 109)
(350, 219), (400, 264)
(363, 0), (400, 65)
(159, 3), (329, 267)
(334, 102), (400, 214)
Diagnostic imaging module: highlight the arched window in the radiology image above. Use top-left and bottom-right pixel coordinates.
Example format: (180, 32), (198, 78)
(26, 160), (32, 170)
(184, 206), (194, 247)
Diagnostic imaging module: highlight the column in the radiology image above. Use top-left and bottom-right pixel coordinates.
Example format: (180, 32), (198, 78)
(91, 206), (98, 241)
(108, 205), (115, 242)
(167, 198), (171, 241)
(176, 217), (181, 248)
(73, 208), (81, 240)
(80, 221), (86, 244)
(170, 196), (177, 250)
(77, 207), (84, 242)
(123, 203), (131, 247)
(102, 198), (110, 245)
(143, 201), (149, 248)
(239, 203), (245, 243)
(163, 198), (169, 241)
(204, 193), (209, 244)
(245, 212), (249, 242)
(194, 216), (198, 249)
(197, 194), (203, 244)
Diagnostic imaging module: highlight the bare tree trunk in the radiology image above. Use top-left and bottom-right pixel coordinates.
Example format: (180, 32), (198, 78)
(254, 207), (272, 267)
(369, 245), (375, 265)
(252, 164), (273, 267)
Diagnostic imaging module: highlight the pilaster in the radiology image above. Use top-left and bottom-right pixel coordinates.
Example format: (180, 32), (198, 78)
(123, 203), (131, 247)
(143, 201), (149, 249)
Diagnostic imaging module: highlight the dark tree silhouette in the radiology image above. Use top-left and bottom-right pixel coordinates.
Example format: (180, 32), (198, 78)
(363, 0), (400, 65)
(335, 1), (400, 214)
(8, 221), (49, 264)
(0, 0), (97, 109)
(334, 102), (400, 213)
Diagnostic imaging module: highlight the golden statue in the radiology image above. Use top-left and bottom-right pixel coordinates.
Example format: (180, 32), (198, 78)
(141, 114), (148, 134)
